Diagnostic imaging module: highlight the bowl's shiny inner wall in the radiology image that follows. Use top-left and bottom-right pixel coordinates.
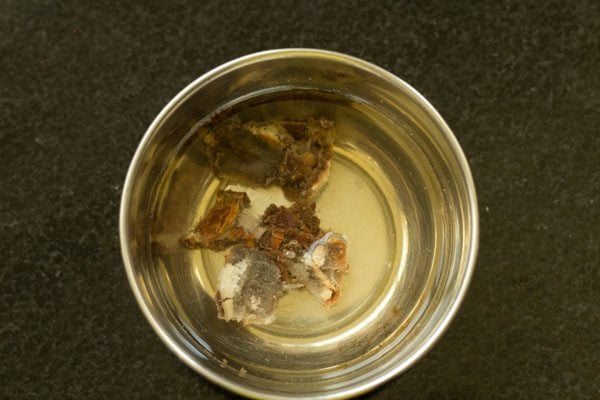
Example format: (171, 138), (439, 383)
(123, 52), (475, 396)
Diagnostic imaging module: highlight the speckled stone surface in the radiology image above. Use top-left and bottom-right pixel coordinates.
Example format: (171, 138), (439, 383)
(1, 1), (599, 399)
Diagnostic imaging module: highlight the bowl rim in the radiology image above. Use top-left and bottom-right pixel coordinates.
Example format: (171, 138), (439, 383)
(119, 48), (479, 400)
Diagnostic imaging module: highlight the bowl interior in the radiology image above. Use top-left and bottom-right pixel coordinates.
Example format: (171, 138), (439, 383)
(121, 50), (477, 399)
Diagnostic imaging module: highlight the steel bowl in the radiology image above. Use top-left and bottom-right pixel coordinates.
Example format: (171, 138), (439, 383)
(120, 49), (478, 399)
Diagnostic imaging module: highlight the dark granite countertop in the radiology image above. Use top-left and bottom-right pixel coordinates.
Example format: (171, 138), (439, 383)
(2, 1), (598, 399)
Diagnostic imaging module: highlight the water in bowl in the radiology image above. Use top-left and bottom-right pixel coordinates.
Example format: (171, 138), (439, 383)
(149, 89), (440, 384)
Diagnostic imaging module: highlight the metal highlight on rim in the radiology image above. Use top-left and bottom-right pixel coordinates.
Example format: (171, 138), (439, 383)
(120, 48), (479, 400)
